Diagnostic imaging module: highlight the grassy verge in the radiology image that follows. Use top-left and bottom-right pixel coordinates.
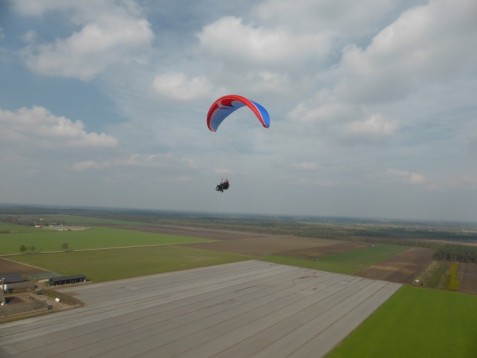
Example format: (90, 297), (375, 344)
(263, 244), (407, 275)
(326, 285), (477, 358)
(7, 246), (251, 282)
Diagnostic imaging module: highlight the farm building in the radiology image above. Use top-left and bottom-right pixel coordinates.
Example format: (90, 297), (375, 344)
(1, 273), (23, 285)
(49, 275), (87, 286)
(1, 273), (35, 292)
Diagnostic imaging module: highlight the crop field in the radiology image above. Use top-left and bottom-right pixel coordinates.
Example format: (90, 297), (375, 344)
(0, 227), (211, 254)
(327, 285), (477, 358)
(8, 246), (250, 282)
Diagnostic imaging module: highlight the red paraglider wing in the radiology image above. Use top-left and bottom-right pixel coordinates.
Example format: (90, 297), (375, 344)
(206, 94), (270, 132)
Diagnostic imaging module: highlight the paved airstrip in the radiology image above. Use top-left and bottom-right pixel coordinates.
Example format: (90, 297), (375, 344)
(0, 260), (401, 357)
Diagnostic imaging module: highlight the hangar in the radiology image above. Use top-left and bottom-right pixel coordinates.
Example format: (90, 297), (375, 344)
(1, 273), (35, 292)
(0, 260), (400, 357)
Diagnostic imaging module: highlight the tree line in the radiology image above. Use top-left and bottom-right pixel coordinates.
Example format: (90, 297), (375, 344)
(433, 244), (477, 263)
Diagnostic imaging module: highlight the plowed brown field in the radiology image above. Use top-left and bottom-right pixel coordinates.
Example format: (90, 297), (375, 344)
(183, 236), (339, 256)
(0, 257), (48, 275)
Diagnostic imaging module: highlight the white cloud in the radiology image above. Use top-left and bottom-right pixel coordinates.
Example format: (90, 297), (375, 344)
(0, 106), (118, 148)
(214, 168), (234, 176)
(197, 16), (329, 69)
(152, 72), (213, 101)
(18, 1), (154, 80)
(385, 169), (427, 185)
(72, 153), (171, 171)
(21, 31), (37, 43)
(293, 161), (320, 171)
(289, 93), (358, 124)
(447, 176), (477, 190)
(253, 0), (397, 34)
(343, 114), (397, 142)
(335, 0), (477, 103)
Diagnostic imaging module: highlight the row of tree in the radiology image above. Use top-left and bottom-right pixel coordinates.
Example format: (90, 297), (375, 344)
(19, 243), (70, 253)
(433, 244), (477, 263)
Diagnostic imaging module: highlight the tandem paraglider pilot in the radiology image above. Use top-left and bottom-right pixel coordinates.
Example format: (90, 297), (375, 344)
(206, 94), (269, 195)
(216, 178), (230, 193)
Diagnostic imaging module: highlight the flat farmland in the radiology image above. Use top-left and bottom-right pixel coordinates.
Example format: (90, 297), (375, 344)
(108, 224), (274, 241)
(0, 227), (211, 254)
(264, 245), (408, 275)
(2, 216), (477, 357)
(7, 246), (250, 282)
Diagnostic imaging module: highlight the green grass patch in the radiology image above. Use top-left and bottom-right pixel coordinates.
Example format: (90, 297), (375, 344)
(7, 246), (250, 282)
(327, 285), (477, 358)
(264, 244), (407, 274)
(0, 227), (211, 254)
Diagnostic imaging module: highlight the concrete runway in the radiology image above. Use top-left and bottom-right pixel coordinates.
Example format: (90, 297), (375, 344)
(0, 260), (401, 357)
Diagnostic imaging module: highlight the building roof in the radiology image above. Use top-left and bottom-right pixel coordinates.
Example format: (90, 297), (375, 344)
(49, 275), (86, 284)
(0, 273), (24, 283)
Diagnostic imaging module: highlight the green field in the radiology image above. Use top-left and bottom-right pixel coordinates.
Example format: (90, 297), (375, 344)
(263, 244), (407, 274)
(0, 222), (38, 234)
(327, 285), (477, 358)
(9, 246), (250, 282)
(0, 227), (211, 254)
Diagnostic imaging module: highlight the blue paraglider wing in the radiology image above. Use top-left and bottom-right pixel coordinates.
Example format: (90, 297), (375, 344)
(207, 94), (270, 132)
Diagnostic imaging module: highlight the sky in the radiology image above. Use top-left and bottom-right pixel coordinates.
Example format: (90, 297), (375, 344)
(0, 0), (477, 222)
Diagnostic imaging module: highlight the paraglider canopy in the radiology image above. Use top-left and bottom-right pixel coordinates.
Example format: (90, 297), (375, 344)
(207, 94), (270, 132)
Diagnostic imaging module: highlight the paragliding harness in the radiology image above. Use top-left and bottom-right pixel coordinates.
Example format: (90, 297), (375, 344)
(216, 178), (230, 193)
